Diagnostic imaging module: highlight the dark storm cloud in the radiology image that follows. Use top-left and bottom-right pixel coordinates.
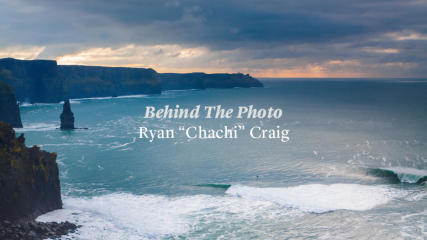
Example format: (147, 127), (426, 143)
(0, 0), (426, 76)
(0, 0), (422, 46)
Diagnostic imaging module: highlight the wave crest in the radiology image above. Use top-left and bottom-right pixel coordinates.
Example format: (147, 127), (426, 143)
(367, 167), (427, 184)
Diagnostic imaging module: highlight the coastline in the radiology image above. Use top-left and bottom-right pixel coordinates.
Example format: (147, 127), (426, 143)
(5, 80), (427, 239)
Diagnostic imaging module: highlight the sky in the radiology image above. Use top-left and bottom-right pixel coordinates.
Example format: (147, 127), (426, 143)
(0, 0), (426, 78)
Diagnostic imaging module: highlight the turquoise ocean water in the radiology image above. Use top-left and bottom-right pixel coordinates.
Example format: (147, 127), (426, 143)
(15, 80), (427, 239)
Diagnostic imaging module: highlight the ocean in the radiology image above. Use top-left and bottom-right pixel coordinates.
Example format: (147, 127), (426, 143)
(15, 80), (426, 239)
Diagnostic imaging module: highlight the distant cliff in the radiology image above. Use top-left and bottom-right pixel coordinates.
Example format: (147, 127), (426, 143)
(0, 58), (263, 103)
(0, 58), (63, 103)
(0, 58), (161, 102)
(0, 82), (23, 128)
(0, 122), (62, 221)
(159, 73), (263, 90)
(59, 65), (161, 99)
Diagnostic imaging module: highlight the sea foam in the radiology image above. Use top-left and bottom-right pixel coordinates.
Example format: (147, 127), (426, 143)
(37, 193), (295, 239)
(226, 184), (398, 213)
(36, 184), (404, 239)
(14, 123), (57, 132)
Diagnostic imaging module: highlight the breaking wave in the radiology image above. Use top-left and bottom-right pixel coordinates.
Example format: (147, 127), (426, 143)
(367, 167), (427, 184)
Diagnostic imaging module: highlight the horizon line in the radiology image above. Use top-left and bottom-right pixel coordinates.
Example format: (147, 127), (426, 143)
(1, 57), (425, 79)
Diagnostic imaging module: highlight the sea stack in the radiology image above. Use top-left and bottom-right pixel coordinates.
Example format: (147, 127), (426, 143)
(60, 100), (74, 130)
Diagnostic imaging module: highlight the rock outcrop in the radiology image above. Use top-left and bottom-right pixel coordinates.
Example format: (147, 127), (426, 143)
(60, 100), (75, 130)
(0, 82), (23, 128)
(159, 72), (263, 90)
(0, 122), (62, 221)
(0, 219), (78, 240)
(0, 122), (78, 239)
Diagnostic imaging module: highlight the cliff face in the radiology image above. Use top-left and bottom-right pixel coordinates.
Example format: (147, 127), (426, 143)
(0, 58), (262, 103)
(0, 122), (62, 221)
(59, 65), (161, 99)
(0, 82), (23, 128)
(159, 73), (263, 90)
(0, 58), (63, 103)
(0, 58), (161, 102)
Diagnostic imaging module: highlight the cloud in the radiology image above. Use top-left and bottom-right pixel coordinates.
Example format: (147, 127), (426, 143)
(0, 45), (46, 60)
(57, 44), (209, 70)
(362, 48), (400, 54)
(387, 32), (427, 41)
(54, 43), (422, 78)
(0, 0), (426, 77)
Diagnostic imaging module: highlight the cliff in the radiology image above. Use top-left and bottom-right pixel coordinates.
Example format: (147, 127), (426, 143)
(0, 58), (161, 102)
(159, 72), (263, 90)
(0, 82), (23, 128)
(0, 58), (262, 103)
(0, 58), (64, 103)
(59, 65), (161, 99)
(0, 122), (62, 221)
